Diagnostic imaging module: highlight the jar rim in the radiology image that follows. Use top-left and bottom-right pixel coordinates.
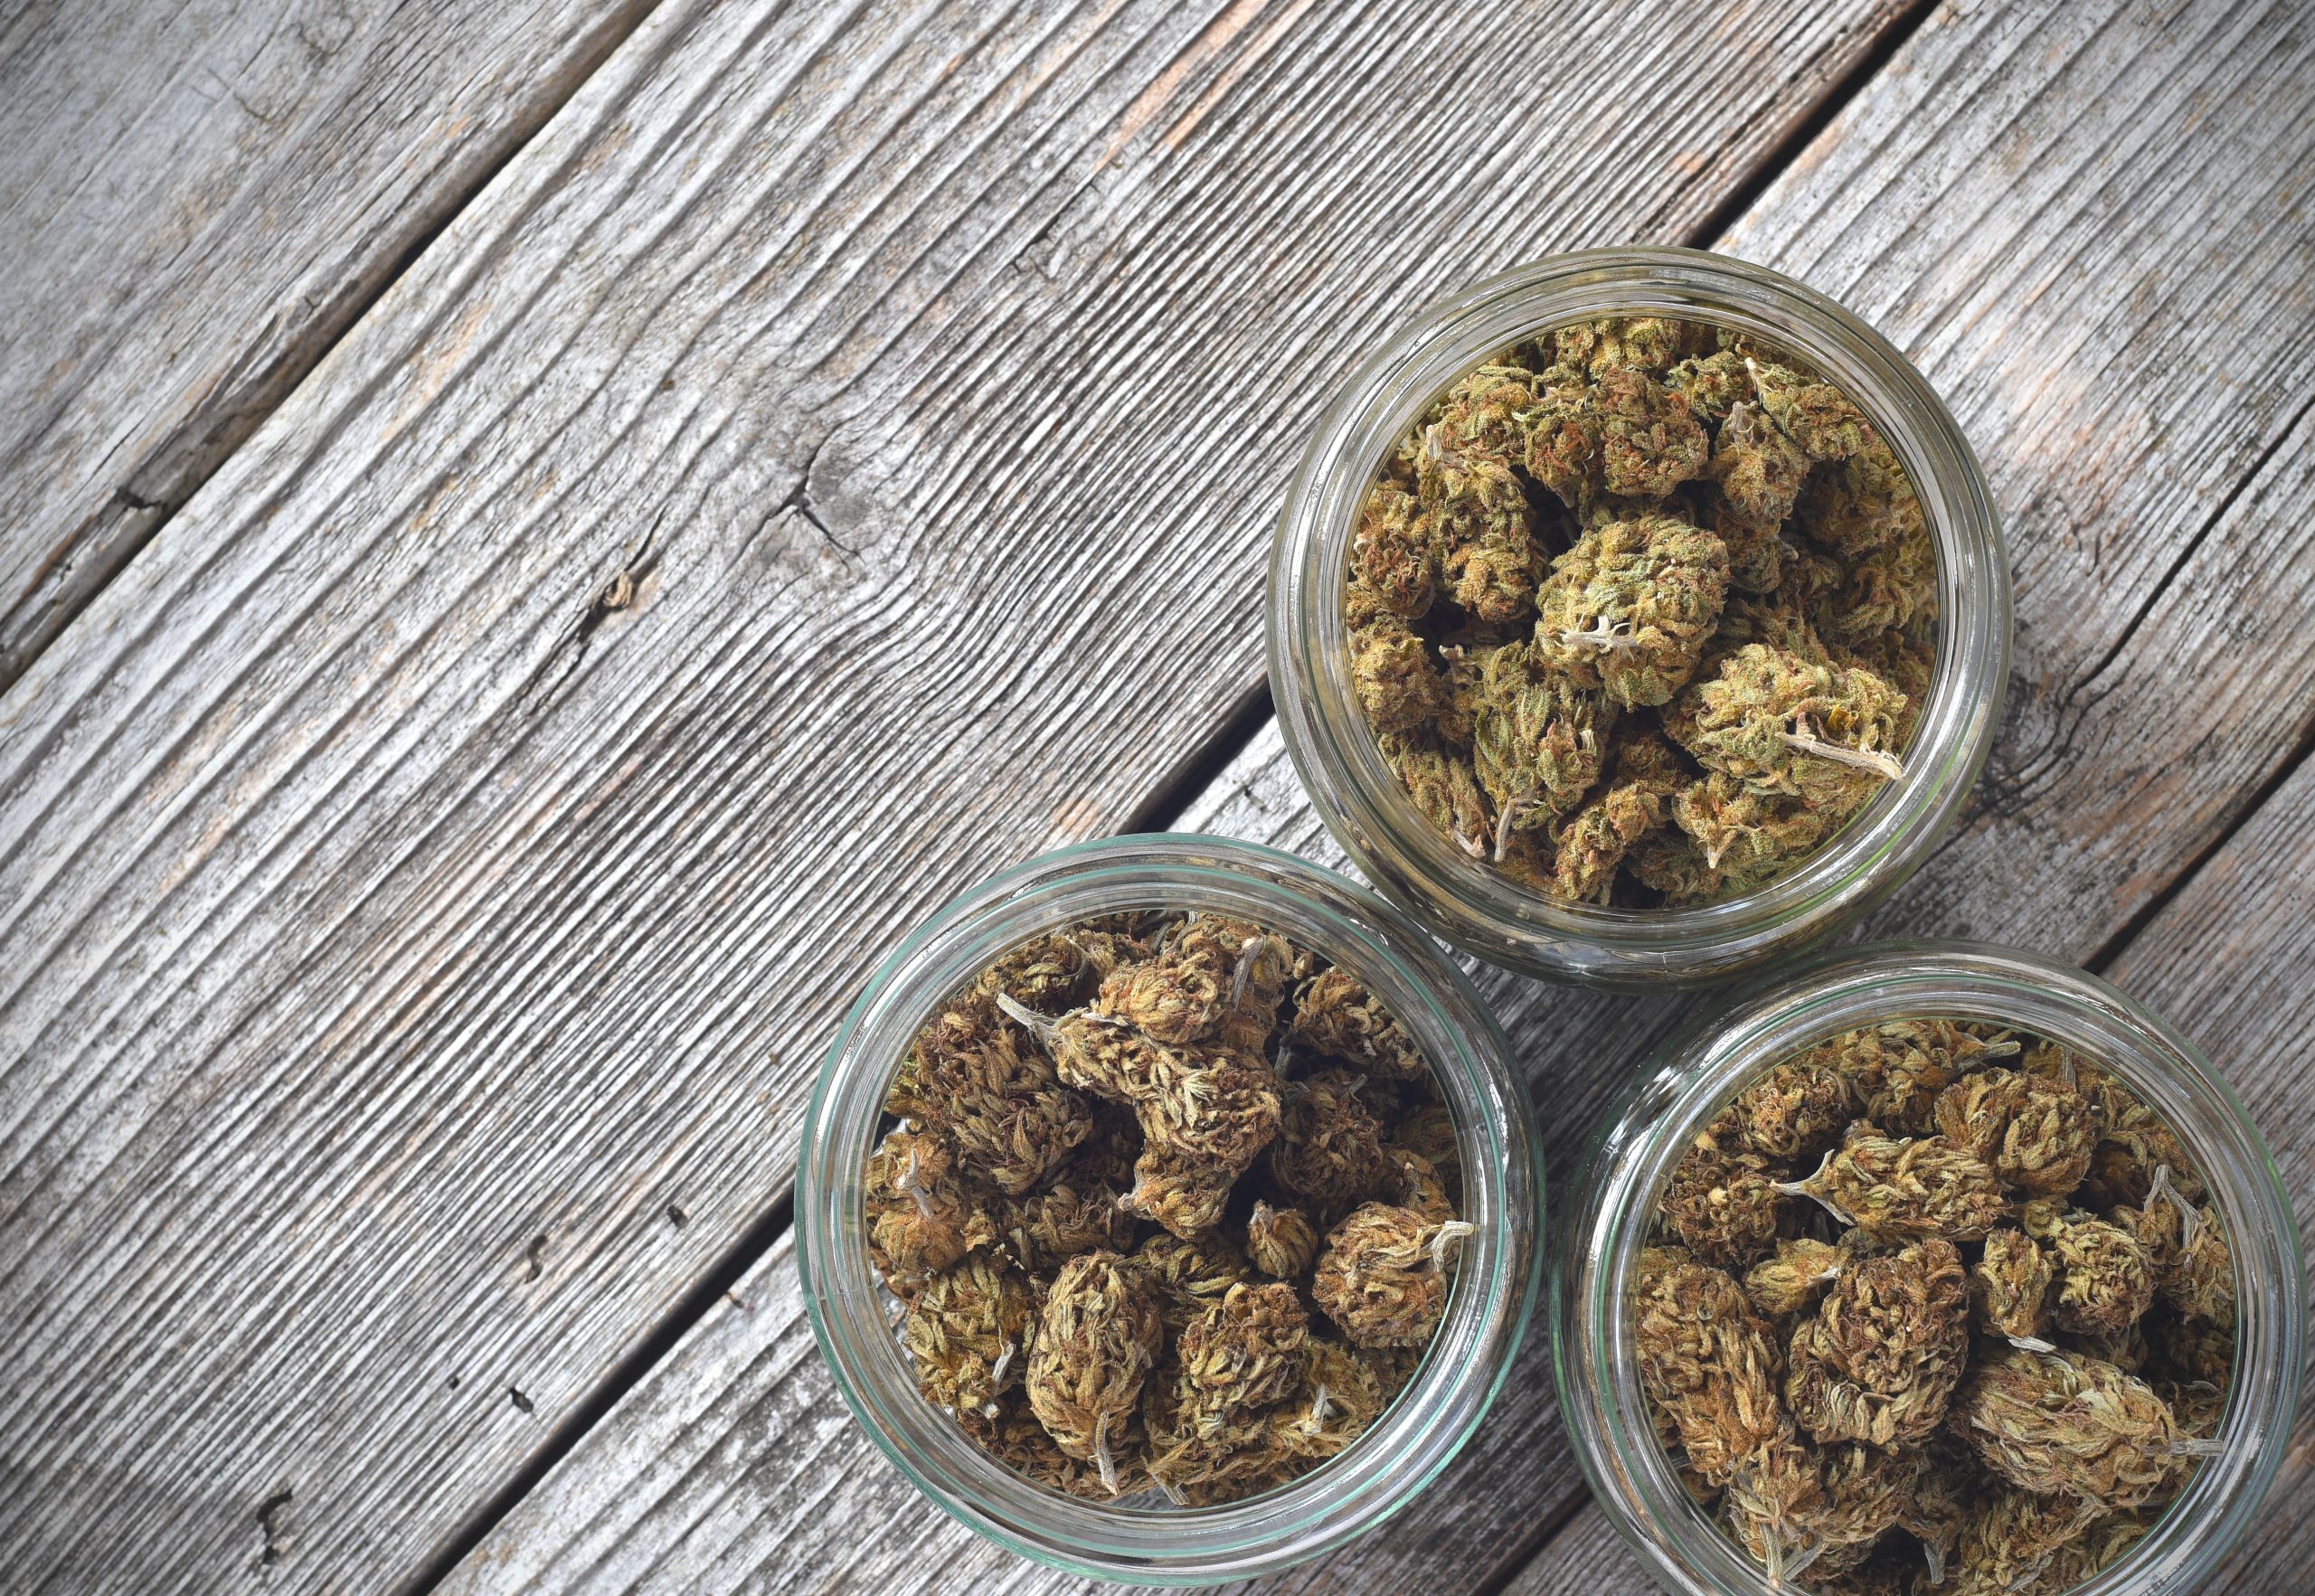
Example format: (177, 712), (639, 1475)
(796, 833), (1545, 1582)
(1552, 940), (2305, 1596)
(1266, 247), (2013, 986)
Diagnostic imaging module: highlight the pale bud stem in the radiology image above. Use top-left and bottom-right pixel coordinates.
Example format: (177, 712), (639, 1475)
(1093, 1411), (1118, 1495)
(1782, 713), (1904, 781)
(1429, 1219), (1477, 1274)
(1556, 615), (1644, 652)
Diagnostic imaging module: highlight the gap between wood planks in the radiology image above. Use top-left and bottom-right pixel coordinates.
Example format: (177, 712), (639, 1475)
(392, 5), (1950, 1589)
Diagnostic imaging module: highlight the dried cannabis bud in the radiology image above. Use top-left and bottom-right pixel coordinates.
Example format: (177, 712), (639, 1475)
(1970, 1228), (2056, 1349)
(1949, 1346), (2203, 1510)
(1785, 1237), (1970, 1448)
(1269, 1067), (1394, 1221)
(865, 1126), (992, 1293)
(1726, 1057), (1856, 1162)
(1535, 515), (1731, 708)
(1635, 1259), (1786, 1485)
(904, 1257), (1040, 1419)
(1026, 1251), (1164, 1491)
(1778, 1126), (2006, 1244)
(2045, 1211), (2157, 1339)
(1663, 1139), (1791, 1270)
(1932, 1066), (2097, 1195)
(1312, 1200), (1474, 1347)
(1743, 1237), (1847, 1319)
(1245, 1201), (1319, 1280)
(1285, 967), (1427, 1080)
(903, 997), (1094, 1195)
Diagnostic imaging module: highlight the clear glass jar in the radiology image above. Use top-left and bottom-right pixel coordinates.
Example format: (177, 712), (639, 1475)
(1553, 940), (2304, 1596)
(796, 835), (1545, 1583)
(1267, 247), (2011, 987)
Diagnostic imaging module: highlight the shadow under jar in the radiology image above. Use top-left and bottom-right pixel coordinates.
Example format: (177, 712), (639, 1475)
(797, 835), (1544, 1584)
(1554, 941), (2303, 1596)
(1269, 248), (2010, 987)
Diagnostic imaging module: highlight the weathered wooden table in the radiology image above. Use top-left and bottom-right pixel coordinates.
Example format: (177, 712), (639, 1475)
(3, 1), (2309, 1591)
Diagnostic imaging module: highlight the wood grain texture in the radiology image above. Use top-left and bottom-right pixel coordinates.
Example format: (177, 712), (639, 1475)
(0, 1), (1913, 1590)
(1501, 738), (2315, 1596)
(425, 1), (2315, 1590)
(0, 0), (658, 688)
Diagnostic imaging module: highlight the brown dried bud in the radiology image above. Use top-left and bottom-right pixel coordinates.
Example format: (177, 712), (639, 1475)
(1785, 1237), (1970, 1449)
(1312, 1200), (1474, 1347)
(1025, 1251), (1164, 1492)
(1285, 967), (1427, 1081)
(1949, 1346), (2197, 1510)
(904, 998), (1095, 1196)
(976, 1397), (1152, 1499)
(1270, 1335), (1403, 1464)
(1635, 1260), (1787, 1486)
(1800, 1020), (2021, 1136)
(1970, 1228), (2056, 1349)
(1743, 1237), (1846, 1319)
(1718, 1424), (1823, 1583)
(904, 1257), (1040, 1420)
(1269, 1068), (1394, 1221)
(1947, 1487), (2101, 1596)
(1384, 1102), (1462, 1207)
(1376, 732), (1495, 861)
(1176, 1280), (1310, 1419)
(1778, 1125), (2006, 1245)
(1547, 728), (1688, 902)
(1727, 1057), (1855, 1162)
(1662, 1139), (1791, 1270)
(2046, 1211), (2157, 1340)
(1133, 1230), (1251, 1335)
(865, 1126), (994, 1294)
(1245, 1201), (1319, 1280)
(1932, 1067), (2098, 1195)
(1596, 366), (1711, 496)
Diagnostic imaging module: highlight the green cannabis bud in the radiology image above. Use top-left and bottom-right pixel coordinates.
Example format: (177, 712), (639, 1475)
(1947, 1487), (2101, 1596)
(904, 1257), (1040, 1419)
(1597, 367), (1711, 496)
(1534, 515), (1731, 708)
(1780, 1125), (2007, 1244)
(1026, 1251), (1165, 1493)
(1548, 729), (1687, 901)
(1805, 1019), (2021, 1135)
(1785, 1237), (1970, 1448)
(1970, 1228), (2056, 1349)
(1470, 641), (1619, 835)
(1949, 1346), (2200, 1510)
(1932, 1066), (2099, 1195)
(1286, 967), (1428, 1080)
(1712, 400), (1812, 525)
(1353, 485), (1437, 616)
(1312, 1200), (1474, 1347)
(1668, 644), (1908, 813)
(1427, 454), (1540, 625)
(1245, 1201), (1319, 1280)
(1349, 611), (1448, 732)
(1662, 1138), (1791, 1270)
(1376, 732), (1494, 859)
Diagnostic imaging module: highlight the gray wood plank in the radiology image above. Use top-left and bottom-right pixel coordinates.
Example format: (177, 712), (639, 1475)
(1500, 739), (2315, 1596)
(430, 0), (2315, 1590)
(0, 0), (1912, 1590)
(0, 0), (657, 689)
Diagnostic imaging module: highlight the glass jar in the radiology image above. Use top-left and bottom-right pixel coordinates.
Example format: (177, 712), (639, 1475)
(796, 834), (1545, 1583)
(1553, 940), (2304, 1596)
(1268, 247), (2011, 987)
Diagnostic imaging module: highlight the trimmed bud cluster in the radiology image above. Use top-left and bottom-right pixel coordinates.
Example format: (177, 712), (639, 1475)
(1345, 316), (1936, 905)
(1637, 1018), (2235, 1592)
(868, 912), (1469, 1506)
